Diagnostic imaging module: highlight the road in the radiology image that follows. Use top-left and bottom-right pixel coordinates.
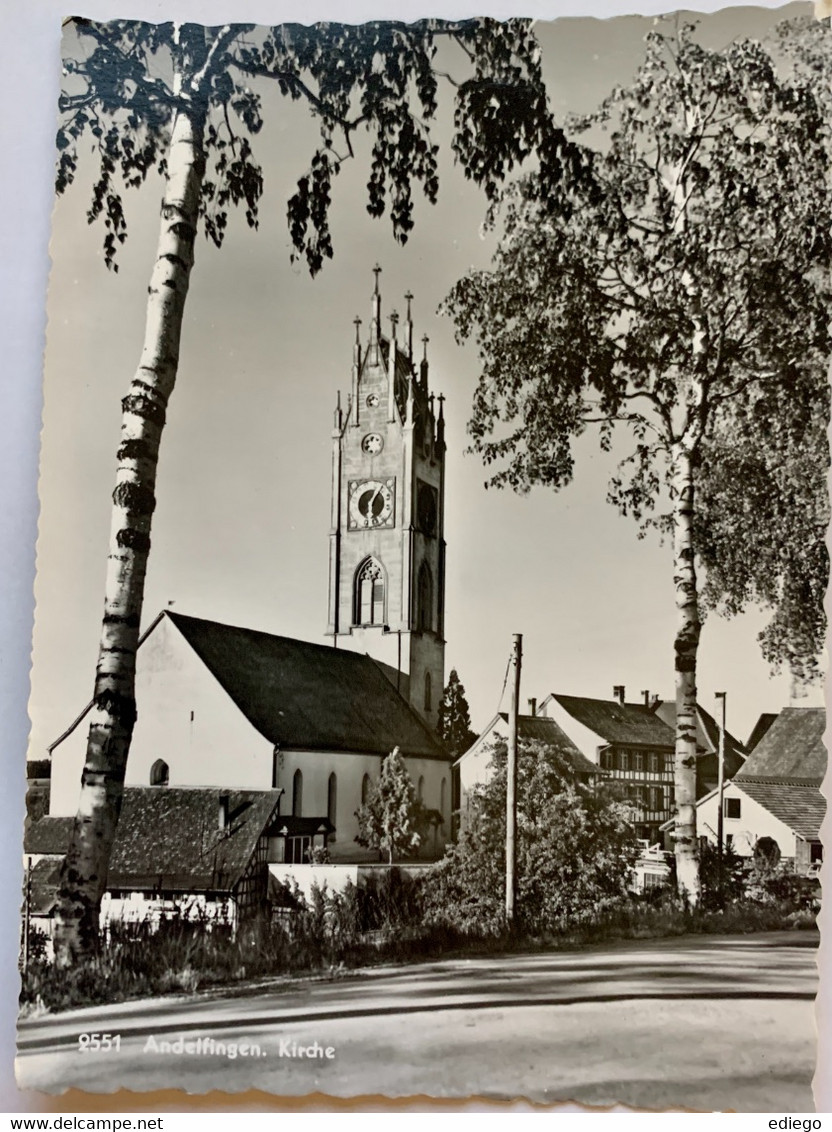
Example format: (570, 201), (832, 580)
(17, 931), (819, 1111)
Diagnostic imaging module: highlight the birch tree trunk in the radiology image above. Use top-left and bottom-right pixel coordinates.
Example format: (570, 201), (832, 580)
(53, 105), (206, 965)
(670, 443), (701, 904)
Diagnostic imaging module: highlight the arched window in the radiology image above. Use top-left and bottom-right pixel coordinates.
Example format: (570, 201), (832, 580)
(292, 769), (303, 817)
(417, 775), (425, 801)
(424, 670), (432, 713)
(327, 772), (337, 829)
(417, 562), (433, 632)
(361, 773), (372, 805)
(354, 557), (385, 626)
(440, 777), (447, 817)
(150, 759), (169, 787)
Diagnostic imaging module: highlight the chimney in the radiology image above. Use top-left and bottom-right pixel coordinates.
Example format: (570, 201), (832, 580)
(650, 693), (660, 709)
(218, 793), (230, 831)
(641, 689), (650, 706)
(528, 698), (537, 717)
(613, 685), (625, 704)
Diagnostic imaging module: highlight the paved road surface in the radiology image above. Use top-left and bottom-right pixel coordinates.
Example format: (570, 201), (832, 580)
(17, 931), (818, 1110)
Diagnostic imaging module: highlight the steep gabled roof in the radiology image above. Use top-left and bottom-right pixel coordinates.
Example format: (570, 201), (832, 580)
(734, 780), (825, 841)
(651, 700), (746, 776)
(736, 707), (826, 785)
(167, 612), (447, 761)
(546, 694), (675, 748)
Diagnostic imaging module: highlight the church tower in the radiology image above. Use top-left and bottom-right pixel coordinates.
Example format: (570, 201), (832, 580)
(326, 267), (446, 731)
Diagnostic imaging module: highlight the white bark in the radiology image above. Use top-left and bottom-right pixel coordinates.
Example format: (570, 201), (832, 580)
(54, 105), (206, 964)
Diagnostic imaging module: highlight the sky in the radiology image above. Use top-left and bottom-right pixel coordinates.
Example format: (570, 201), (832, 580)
(25, 1), (821, 765)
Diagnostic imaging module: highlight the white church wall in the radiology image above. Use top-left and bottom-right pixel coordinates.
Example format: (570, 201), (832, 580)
(49, 614), (273, 815)
(276, 748), (450, 861)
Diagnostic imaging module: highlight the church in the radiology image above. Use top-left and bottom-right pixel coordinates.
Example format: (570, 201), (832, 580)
(37, 270), (453, 898)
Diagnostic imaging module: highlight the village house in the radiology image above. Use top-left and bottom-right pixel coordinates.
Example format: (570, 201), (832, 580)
(453, 703), (602, 830)
(694, 706), (825, 874)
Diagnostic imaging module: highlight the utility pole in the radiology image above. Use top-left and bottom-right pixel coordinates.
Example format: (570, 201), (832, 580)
(715, 691), (727, 901)
(505, 634), (522, 925)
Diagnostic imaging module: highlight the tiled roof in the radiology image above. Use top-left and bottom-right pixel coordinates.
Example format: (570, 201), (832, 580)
(107, 787), (281, 892)
(746, 713), (778, 753)
(496, 713), (602, 777)
(25, 788), (282, 897)
(737, 780), (825, 840)
(736, 707), (826, 785)
(547, 694), (675, 747)
(168, 612), (447, 761)
(24, 816), (74, 856)
(27, 858), (62, 916)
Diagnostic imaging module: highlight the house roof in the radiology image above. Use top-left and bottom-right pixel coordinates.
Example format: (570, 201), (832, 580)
(746, 713), (778, 753)
(24, 816), (74, 856)
(24, 788), (282, 897)
(167, 612), (447, 761)
(546, 694), (675, 748)
(651, 700), (746, 774)
(735, 780), (826, 841)
(27, 858), (63, 916)
(736, 707), (826, 785)
(495, 713), (602, 777)
(108, 787), (281, 892)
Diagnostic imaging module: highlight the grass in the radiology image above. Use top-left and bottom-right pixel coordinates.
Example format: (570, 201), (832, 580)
(20, 888), (818, 1016)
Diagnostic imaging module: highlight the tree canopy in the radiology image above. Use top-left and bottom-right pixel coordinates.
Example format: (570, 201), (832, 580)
(443, 17), (830, 897)
(423, 739), (639, 933)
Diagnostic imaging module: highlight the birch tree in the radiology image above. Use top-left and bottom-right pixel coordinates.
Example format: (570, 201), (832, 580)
(443, 19), (830, 901)
(52, 17), (565, 964)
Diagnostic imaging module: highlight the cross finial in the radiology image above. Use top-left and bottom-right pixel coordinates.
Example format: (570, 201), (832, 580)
(405, 290), (414, 313)
(372, 263), (382, 293)
(353, 315), (362, 342)
(422, 333), (429, 360)
(390, 309), (399, 327)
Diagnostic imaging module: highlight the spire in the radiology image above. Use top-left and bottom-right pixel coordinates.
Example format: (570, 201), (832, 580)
(421, 334), (429, 390)
(388, 310), (399, 423)
(370, 264), (382, 363)
(404, 291), (414, 362)
(351, 316), (362, 426)
(436, 392), (445, 454)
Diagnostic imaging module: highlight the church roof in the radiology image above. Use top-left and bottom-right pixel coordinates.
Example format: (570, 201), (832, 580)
(735, 707), (826, 785)
(545, 694), (675, 748)
(167, 612), (448, 761)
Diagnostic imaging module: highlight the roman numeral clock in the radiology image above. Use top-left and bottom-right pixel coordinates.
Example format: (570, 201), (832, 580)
(325, 270), (446, 730)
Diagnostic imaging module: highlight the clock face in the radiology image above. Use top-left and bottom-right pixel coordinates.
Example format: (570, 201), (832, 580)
(366, 393), (380, 408)
(417, 482), (438, 536)
(348, 479), (395, 529)
(362, 433), (383, 455)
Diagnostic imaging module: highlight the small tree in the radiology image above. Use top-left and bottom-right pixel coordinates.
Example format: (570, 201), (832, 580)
(354, 747), (422, 865)
(437, 669), (478, 755)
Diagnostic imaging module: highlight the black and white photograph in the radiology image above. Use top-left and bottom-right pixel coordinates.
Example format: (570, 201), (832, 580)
(8, 0), (830, 1112)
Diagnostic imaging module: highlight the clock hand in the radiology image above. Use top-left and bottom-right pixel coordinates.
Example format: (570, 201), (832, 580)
(369, 485), (382, 520)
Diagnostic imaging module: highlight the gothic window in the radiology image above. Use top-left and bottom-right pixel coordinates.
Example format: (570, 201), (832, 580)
(361, 773), (372, 805)
(292, 769), (303, 817)
(150, 759), (169, 787)
(417, 561), (433, 632)
(328, 772), (337, 830)
(354, 557), (385, 626)
(424, 670), (432, 713)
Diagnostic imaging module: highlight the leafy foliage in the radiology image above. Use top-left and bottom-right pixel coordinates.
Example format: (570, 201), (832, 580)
(423, 739), (640, 933)
(443, 18), (830, 677)
(437, 668), (478, 755)
(354, 747), (423, 864)
(58, 17), (571, 274)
